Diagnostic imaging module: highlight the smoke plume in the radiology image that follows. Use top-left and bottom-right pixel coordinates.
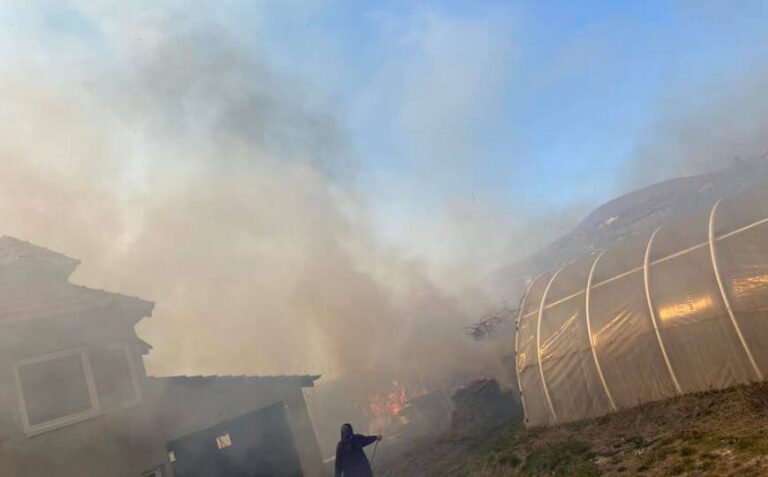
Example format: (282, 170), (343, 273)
(0, 3), (516, 391)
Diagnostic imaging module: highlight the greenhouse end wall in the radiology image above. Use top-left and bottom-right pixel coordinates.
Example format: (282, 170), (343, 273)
(515, 186), (768, 427)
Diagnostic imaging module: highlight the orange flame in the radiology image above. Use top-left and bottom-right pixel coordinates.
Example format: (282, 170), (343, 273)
(368, 381), (427, 417)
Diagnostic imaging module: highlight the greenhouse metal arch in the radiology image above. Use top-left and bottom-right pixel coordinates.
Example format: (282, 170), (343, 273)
(515, 186), (768, 426)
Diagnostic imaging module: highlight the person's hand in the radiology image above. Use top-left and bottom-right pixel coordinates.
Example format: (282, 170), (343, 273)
(377, 434), (383, 441)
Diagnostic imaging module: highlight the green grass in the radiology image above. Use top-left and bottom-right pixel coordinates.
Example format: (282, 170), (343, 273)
(637, 444), (674, 472)
(521, 439), (599, 476)
(498, 454), (521, 467)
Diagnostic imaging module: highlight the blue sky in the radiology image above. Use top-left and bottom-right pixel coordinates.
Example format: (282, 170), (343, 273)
(5, 1), (768, 238)
(220, 0), (768, 225)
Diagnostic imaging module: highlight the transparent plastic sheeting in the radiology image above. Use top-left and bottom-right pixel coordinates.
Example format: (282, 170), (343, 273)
(515, 187), (768, 426)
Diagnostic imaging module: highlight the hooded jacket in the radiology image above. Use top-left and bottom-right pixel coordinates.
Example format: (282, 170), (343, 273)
(334, 424), (378, 477)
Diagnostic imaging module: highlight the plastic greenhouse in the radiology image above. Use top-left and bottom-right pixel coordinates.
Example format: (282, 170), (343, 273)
(515, 185), (768, 426)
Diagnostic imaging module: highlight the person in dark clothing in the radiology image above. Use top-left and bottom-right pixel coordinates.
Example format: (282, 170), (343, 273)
(335, 423), (382, 477)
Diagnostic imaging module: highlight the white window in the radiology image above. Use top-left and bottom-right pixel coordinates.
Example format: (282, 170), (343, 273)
(216, 432), (232, 449)
(91, 343), (143, 408)
(13, 347), (101, 436)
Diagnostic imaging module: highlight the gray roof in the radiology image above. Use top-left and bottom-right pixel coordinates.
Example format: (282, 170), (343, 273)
(150, 374), (321, 388)
(0, 235), (80, 274)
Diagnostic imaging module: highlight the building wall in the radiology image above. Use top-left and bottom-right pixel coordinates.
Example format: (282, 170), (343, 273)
(0, 308), (325, 476)
(283, 390), (326, 477)
(0, 313), (168, 477)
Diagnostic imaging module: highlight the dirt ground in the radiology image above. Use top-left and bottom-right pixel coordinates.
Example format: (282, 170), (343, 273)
(372, 381), (768, 476)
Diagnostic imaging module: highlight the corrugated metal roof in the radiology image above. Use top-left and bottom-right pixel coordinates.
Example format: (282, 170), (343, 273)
(150, 374), (321, 388)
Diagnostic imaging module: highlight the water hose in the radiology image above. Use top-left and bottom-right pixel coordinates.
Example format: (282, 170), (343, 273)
(370, 439), (380, 467)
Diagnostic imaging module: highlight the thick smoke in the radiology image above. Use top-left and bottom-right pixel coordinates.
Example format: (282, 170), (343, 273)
(0, 7), (511, 392)
(625, 66), (768, 188)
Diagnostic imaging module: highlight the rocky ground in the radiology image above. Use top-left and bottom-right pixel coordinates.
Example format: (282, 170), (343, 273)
(372, 381), (768, 476)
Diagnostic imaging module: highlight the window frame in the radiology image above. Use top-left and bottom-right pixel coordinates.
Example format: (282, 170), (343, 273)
(103, 342), (144, 409)
(12, 346), (102, 436)
(141, 468), (163, 477)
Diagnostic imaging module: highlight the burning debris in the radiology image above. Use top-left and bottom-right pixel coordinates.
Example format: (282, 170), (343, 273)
(368, 381), (413, 419)
(366, 381), (429, 435)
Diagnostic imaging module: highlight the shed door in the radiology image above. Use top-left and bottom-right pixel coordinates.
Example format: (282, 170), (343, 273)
(167, 402), (303, 477)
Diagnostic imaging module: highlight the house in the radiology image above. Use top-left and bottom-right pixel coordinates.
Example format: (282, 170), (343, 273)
(0, 236), (324, 476)
(0, 236), (167, 476)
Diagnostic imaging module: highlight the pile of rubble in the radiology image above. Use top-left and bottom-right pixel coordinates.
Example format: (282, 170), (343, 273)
(398, 391), (453, 437)
(449, 379), (520, 433)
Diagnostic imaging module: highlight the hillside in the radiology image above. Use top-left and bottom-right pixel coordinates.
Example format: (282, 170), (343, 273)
(374, 381), (768, 476)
